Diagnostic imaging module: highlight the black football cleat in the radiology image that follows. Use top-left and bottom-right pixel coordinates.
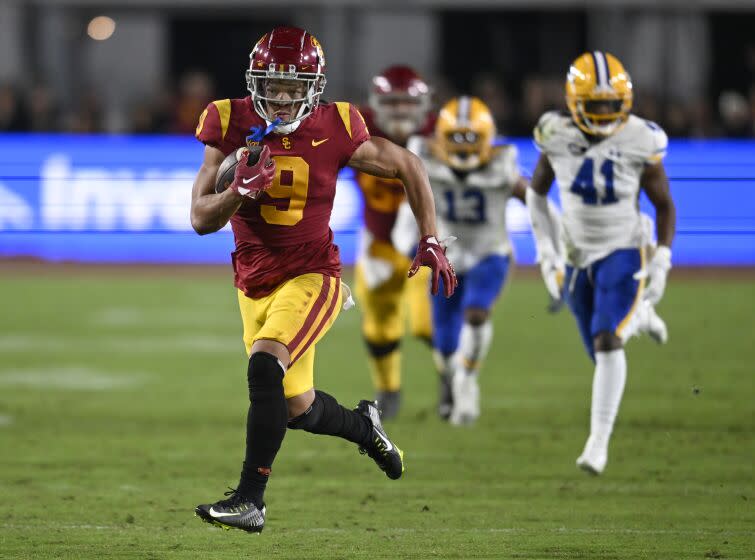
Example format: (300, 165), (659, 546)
(195, 488), (266, 533)
(356, 400), (404, 480)
(438, 373), (453, 421)
(375, 390), (401, 421)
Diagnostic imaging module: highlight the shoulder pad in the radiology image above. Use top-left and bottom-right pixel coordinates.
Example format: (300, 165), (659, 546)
(533, 111), (570, 153)
(624, 115), (668, 164)
(492, 143), (519, 161)
(333, 102), (369, 139)
(642, 119), (668, 163)
(195, 99), (232, 147)
(487, 144), (520, 186)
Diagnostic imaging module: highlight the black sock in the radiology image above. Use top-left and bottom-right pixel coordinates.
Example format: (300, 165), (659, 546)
(287, 390), (371, 447)
(237, 352), (287, 507)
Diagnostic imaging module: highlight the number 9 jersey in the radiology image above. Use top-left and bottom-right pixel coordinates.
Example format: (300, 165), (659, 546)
(196, 98), (369, 297)
(534, 110), (667, 268)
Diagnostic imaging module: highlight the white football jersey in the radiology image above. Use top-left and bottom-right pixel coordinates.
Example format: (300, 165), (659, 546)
(534, 111), (667, 268)
(407, 136), (521, 273)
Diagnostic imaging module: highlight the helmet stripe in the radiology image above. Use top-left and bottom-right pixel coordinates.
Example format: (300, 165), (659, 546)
(590, 51), (601, 87)
(592, 50), (611, 89)
(457, 96), (470, 126)
(598, 52), (611, 87)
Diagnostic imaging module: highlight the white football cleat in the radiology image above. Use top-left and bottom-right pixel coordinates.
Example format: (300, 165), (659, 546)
(576, 435), (608, 475)
(450, 372), (480, 425)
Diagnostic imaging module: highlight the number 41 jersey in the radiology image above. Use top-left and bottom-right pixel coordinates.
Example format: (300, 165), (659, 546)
(196, 98), (369, 297)
(534, 111), (667, 268)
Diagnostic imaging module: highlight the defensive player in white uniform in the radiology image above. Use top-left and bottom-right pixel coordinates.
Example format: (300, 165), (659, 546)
(527, 51), (676, 474)
(394, 97), (531, 424)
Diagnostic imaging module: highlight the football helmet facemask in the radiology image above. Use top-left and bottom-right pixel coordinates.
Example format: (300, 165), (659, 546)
(433, 96), (495, 172)
(566, 51), (633, 137)
(246, 26), (326, 134)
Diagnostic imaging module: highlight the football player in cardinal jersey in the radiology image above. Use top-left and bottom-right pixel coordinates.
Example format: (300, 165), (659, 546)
(190, 26), (456, 532)
(527, 51), (676, 475)
(354, 65), (436, 420)
(392, 97), (533, 425)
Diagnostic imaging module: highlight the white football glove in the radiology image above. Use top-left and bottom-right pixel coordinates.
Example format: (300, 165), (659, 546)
(634, 246), (671, 305)
(540, 257), (565, 302)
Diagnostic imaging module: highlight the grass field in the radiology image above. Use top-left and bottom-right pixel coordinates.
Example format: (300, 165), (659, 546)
(0, 265), (752, 559)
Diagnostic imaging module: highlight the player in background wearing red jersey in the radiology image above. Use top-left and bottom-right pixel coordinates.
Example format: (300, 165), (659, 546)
(189, 27), (456, 533)
(355, 66), (436, 420)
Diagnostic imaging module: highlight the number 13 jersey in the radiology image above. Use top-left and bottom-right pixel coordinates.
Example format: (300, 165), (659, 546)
(534, 111), (667, 268)
(407, 136), (521, 274)
(196, 98), (369, 297)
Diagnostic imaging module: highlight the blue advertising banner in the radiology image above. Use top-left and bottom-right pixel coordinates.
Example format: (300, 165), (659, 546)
(0, 134), (753, 265)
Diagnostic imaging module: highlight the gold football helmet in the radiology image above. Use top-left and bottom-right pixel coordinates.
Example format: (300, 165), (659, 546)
(433, 96), (495, 171)
(566, 51), (633, 136)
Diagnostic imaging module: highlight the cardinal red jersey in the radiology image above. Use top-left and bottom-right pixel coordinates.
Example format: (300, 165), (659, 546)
(356, 107), (436, 242)
(196, 98), (369, 297)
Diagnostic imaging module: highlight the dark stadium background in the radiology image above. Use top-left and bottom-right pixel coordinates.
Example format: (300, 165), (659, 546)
(0, 3), (753, 138)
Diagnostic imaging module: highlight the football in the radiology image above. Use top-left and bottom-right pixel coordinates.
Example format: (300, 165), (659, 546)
(214, 145), (264, 194)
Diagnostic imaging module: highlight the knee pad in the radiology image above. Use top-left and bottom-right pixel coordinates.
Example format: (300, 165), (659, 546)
(247, 352), (285, 401)
(593, 331), (622, 353)
(464, 308), (490, 327)
(432, 350), (457, 376)
(364, 339), (400, 359)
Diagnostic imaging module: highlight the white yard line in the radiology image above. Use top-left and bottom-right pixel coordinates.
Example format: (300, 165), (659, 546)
(0, 334), (241, 354)
(0, 367), (143, 391)
(89, 307), (235, 328)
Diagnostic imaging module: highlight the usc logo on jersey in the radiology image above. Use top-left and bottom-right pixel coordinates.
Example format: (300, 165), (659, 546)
(282, 137), (292, 150)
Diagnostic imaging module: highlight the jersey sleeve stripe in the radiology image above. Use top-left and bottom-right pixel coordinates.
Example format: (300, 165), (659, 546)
(291, 278), (341, 365)
(334, 102), (352, 139)
(195, 108), (209, 137)
(356, 107), (368, 131)
(212, 99), (232, 141)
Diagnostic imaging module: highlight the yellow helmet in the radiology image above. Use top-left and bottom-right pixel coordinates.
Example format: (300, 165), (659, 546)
(433, 96), (496, 171)
(565, 51), (633, 136)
